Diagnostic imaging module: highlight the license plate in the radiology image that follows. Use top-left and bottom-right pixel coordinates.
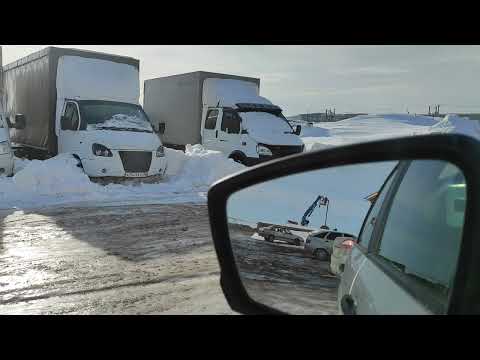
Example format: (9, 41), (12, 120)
(125, 172), (148, 178)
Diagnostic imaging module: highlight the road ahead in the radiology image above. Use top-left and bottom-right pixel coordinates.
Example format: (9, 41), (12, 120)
(0, 203), (234, 314)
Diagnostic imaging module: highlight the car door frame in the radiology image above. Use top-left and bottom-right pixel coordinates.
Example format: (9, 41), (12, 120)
(359, 160), (470, 314)
(58, 100), (82, 154)
(202, 108), (221, 151)
(217, 108), (242, 155)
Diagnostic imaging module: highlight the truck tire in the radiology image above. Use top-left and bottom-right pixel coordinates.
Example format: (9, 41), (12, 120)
(314, 248), (329, 261)
(294, 238), (302, 246)
(266, 235), (274, 243)
(229, 152), (246, 165)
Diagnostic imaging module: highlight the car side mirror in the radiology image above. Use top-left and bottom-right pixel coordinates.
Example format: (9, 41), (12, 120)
(60, 115), (70, 130)
(294, 125), (301, 135)
(208, 134), (480, 315)
(14, 114), (26, 130)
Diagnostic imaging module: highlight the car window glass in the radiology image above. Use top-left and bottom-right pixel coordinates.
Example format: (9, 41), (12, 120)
(376, 160), (466, 312)
(221, 111), (241, 134)
(358, 166), (398, 249)
(71, 104), (80, 130)
(326, 232), (338, 240)
(205, 109), (218, 130)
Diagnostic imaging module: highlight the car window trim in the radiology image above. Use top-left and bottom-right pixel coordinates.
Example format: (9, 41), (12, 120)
(356, 162), (401, 252)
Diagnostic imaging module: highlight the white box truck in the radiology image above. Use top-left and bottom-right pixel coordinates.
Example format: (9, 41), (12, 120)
(144, 71), (304, 166)
(3, 46), (167, 179)
(0, 46), (14, 176)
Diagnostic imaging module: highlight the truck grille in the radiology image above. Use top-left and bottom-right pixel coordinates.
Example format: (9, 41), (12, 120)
(119, 151), (152, 173)
(262, 144), (304, 158)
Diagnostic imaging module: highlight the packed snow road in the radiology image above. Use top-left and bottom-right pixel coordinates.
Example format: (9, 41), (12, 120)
(0, 203), (235, 314)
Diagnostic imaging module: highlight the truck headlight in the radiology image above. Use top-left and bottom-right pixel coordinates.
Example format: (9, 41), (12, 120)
(92, 143), (113, 157)
(0, 141), (11, 155)
(257, 144), (272, 156)
(156, 145), (165, 157)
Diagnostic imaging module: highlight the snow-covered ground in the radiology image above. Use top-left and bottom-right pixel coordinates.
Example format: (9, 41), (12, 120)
(1, 113), (478, 211)
(0, 145), (243, 210)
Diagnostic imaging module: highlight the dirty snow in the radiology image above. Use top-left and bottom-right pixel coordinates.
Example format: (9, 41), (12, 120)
(87, 114), (153, 132)
(0, 145), (244, 210)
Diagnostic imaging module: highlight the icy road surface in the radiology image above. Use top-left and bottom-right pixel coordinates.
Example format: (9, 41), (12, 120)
(0, 203), (235, 314)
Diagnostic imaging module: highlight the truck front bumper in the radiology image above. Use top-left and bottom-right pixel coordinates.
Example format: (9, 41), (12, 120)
(81, 153), (167, 178)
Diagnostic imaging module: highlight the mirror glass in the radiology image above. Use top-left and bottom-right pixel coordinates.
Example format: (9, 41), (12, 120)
(227, 160), (467, 315)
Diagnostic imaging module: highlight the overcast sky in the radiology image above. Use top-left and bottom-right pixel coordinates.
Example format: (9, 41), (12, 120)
(2, 45), (479, 116)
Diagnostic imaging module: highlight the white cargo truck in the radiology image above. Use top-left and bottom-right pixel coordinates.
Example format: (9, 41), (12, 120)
(3, 47), (167, 179)
(144, 72), (304, 166)
(0, 46), (14, 176)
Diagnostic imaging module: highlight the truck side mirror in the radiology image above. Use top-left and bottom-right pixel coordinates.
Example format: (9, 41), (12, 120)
(295, 125), (301, 136)
(14, 114), (26, 130)
(158, 123), (166, 135)
(60, 115), (70, 130)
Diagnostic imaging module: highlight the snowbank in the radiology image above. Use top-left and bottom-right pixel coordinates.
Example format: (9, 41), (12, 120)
(429, 114), (480, 140)
(0, 145), (244, 210)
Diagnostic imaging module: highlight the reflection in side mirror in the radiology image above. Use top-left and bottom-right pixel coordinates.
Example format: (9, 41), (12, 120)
(226, 160), (467, 315)
(14, 114), (26, 130)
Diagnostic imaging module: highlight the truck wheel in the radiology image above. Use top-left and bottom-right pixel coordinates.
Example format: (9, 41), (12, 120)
(294, 238), (302, 246)
(229, 153), (246, 165)
(266, 235), (274, 243)
(314, 249), (329, 261)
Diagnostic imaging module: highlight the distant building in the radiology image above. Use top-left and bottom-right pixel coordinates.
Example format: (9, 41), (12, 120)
(288, 112), (367, 123)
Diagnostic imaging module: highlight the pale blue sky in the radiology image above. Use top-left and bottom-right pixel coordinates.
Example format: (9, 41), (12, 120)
(2, 45), (480, 116)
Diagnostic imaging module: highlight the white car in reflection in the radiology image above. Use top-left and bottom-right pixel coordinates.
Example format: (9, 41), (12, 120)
(304, 230), (355, 261)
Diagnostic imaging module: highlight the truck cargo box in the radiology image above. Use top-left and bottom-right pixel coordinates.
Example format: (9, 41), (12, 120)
(144, 71), (260, 147)
(3, 47), (139, 155)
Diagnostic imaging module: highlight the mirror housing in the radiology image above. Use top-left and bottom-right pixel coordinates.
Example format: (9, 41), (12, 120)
(13, 114), (26, 130)
(207, 134), (480, 315)
(294, 125), (301, 135)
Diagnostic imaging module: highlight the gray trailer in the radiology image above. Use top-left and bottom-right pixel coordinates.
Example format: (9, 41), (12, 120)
(144, 71), (260, 149)
(3, 46), (139, 157)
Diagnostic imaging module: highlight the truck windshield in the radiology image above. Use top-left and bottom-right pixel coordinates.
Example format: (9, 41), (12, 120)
(239, 111), (294, 135)
(78, 100), (153, 133)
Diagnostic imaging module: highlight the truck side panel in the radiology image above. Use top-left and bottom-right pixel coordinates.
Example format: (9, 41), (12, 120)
(144, 73), (202, 146)
(4, 51), (56, 154)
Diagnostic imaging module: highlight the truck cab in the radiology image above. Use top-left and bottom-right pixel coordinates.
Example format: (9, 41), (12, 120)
(200, 79), (304, 165)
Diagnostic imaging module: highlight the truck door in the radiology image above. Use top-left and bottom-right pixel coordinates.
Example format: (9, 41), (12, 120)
(58, 101), (82, 154)
(218, 109), (242, 155)
(202, 108), (221, 151)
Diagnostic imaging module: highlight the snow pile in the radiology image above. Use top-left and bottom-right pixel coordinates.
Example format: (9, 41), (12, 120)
(0, 145), (244, 210)
(87, 114), (153, 132)
(13, 154), (98, 196)
(301, 114), (441, 151)
(429, 114), (480, 140)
